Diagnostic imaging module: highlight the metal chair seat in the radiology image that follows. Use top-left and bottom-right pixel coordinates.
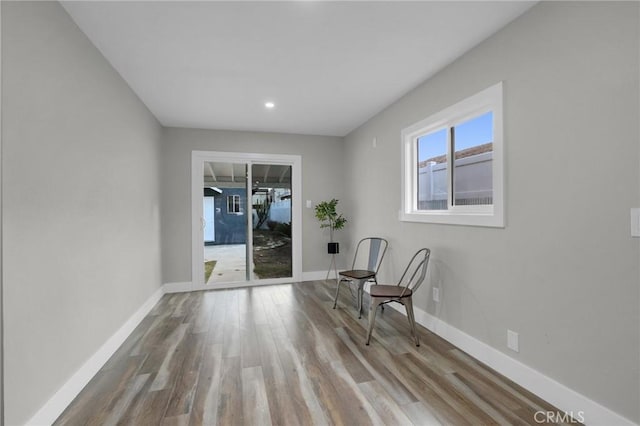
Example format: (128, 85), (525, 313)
(340, 269), (375, 280)
(369, 284), (413, 299)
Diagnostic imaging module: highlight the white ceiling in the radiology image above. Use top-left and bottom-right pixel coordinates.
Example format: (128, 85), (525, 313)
(62, 1), (535, 137)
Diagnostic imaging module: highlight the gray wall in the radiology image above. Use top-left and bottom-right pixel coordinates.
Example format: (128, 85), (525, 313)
(161, 128), (345, 284)
(343, 2), (639, 423)
(2, 2), (163, 424)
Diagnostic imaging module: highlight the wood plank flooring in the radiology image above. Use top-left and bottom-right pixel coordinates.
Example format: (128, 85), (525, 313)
(55, 281), (575, 425)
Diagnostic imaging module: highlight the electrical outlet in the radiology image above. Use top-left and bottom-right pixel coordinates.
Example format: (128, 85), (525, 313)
(507, 329), (519, 352)
(432, 287), (440, 302)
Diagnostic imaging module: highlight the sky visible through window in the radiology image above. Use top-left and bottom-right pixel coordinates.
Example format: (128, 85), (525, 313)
(418, 112), (493, 162)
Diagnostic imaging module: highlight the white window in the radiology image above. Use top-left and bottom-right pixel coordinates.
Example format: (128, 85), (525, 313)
(401, 82), (504, 227)
(227, 194), (242, 214)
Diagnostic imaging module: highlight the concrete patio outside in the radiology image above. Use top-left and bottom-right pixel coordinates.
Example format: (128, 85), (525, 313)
(204, 244), (256, 283)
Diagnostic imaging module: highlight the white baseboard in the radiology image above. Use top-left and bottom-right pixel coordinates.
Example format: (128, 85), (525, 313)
(25, 286), (165, 426)
(164, 270), (336, 293)
(384, 302), (637, 426)
(163, 279), (303, 293)
(163, 281), (192, 293)
(302, 270), (335, 281)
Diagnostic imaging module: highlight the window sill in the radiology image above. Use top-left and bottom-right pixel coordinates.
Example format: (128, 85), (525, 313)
(399, 209), (504, 228)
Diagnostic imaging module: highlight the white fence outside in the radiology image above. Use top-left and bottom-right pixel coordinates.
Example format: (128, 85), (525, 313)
(418, 152), (493, 209)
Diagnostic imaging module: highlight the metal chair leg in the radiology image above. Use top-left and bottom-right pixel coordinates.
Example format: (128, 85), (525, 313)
(405, 297), (420, 347)
(366, 297), (382, 345)
(332, 279), (343, 309)
(357, 280), (364, 319)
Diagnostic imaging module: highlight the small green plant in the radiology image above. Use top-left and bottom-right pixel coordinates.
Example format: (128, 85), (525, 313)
(314, 199), (347, 242)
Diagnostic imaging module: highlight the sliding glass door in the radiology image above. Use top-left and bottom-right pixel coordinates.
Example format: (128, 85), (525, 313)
(202, 161), (249, 284)
(192, 151), (301, 289)
(251, 164), (292, 280)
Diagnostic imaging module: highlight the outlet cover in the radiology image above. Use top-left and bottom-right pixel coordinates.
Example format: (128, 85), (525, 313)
(507, 330), (519, 352)
(432, 287), (440, 302)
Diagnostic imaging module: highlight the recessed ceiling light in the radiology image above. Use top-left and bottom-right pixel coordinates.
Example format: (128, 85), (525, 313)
(265, 102), (275, 109)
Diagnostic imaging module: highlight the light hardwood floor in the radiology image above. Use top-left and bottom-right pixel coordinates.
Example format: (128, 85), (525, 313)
(55, 281), (575, 425)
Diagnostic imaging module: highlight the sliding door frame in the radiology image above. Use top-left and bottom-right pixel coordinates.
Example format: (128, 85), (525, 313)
(191, 150), (302, 290)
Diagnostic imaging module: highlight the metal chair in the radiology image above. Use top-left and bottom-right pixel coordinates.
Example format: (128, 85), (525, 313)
(332, 237), (388, 318)
(366, 248), (431, 346)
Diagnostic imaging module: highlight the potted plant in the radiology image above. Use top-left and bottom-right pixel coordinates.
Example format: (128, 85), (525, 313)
(314, 198), (347, 254)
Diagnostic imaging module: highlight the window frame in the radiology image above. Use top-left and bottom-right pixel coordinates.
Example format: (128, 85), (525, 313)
(227, 194), (242, 214)
(400, 82), (504, 228)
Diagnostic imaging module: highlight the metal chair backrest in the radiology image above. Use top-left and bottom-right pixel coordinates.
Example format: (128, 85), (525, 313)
(351, 237), (389, 273)
(397, 248), (431, 297)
